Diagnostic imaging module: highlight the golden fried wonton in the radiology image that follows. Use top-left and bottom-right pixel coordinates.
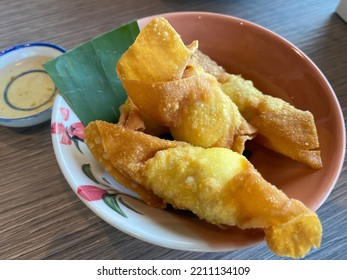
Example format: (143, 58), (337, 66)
(116, 17), (255, 153)
(189, 49), (228, 83)
(116, 17), (197, 83)
(85, 121), (171, 208)
(118, 98), (168, 136)
(189, 49), (322, 168)
(85, 121), (322, 258)
(221, 74), (322, 169)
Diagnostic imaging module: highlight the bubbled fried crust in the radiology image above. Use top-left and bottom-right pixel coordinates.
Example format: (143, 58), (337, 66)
(118, 98), (168, 136)
(85, 121), (169, 208)
(116, 17), (197, 83)
(189, 49), (229, 83)
(221, 74), (322, 169)
(115, 17), (255, 155)
(191, 51), (322, 169)
(142, 145), (322, 259)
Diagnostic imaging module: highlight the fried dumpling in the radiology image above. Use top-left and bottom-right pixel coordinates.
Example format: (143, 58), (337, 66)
(190, 50), (322, 169)
(118, 98), (168, 136)
(116, 17), (197, 83)
(85, 121), (322, 258)
(85, 120), (175, 208)
(116, 17), (256, 153)
(188, 49), (228, 83)
(144, 145), (321, 258)
(221, 74), (322, 169)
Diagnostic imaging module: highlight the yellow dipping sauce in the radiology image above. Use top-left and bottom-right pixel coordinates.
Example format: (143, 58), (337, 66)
(0, 56), (56, 119)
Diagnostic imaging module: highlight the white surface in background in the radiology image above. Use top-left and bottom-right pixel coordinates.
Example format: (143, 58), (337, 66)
(337, 0), (347, 22)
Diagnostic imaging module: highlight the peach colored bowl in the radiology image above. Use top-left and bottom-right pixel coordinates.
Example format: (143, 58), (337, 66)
(139, 12), (345, 211)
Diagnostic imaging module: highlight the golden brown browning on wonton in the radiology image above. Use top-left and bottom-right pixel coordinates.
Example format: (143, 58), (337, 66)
(190, 50), (322, 168)
(85, 121), (322, 258)
(190, 50), (322, 169)
(121, 67), (256, 153)
(221, 74), (322, 169)
(118, 98), (168, 136)
(189, 49), (228, 83)
(116, 17), (197, 83)
(85, 121), (170, 208)
(116, 17), (255, 154)
(118, 98), (145, 131)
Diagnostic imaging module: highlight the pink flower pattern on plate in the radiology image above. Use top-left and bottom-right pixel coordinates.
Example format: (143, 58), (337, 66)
(67, 122), (85, 140)
(51, 107), (85, 146)
(60, 107), (69, 121)
(77, 185), (108, 201)
(54, 105), (138, 218)
(51, 122), (72, 145)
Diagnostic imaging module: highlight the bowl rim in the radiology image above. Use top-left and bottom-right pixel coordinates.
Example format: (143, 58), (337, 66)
(0, 42), (66, 125)
(0, 41), (66, 57)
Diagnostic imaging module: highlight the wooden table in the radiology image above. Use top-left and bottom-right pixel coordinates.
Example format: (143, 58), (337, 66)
(1, 0), (346, 260)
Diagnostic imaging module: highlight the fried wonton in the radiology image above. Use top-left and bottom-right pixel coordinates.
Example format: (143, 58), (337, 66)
(189, 49), (228, 83)
(116, 17), (198, 83)
(85, 121), (170, 208)
(221, 74), (322, 169)
(118, 98), (168, 136)
(116, 17), (255, 153)
(85, 121), (322, 258)
(190, 50), (322, 169)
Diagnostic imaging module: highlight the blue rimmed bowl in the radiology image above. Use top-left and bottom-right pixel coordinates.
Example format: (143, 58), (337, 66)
(0, 42), (66, 127)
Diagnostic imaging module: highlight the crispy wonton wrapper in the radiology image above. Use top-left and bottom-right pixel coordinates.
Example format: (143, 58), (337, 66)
(221, 74), (322, 169)
(116, 17), (198, 83)
(116, 17), (256, 153)
(118, 98), (168, 136)
(85, 121), (322, 259)
(85, 121), (171, 208)
(190, 49), (322, 169)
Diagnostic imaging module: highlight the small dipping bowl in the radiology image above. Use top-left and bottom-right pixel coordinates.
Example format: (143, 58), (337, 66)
(0, 42), (66, 127)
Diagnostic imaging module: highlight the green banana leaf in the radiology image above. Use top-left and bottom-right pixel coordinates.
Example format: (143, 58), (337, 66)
(44, 21), (140, 125)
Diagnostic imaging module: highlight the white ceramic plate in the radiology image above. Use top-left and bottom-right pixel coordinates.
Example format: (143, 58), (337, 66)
(51, 95), (264, 252)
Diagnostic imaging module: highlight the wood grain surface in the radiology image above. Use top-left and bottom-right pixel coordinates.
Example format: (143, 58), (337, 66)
(0, 0), (346, 260)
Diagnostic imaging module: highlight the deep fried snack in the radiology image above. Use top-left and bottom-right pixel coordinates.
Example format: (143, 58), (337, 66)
(189, 49), (228, 83)
(221, 74), (322, 169)
(85, 121), (322, 258)
(116, 17), (198, 83)
(118, 98), (168, 136)
(116, 17), (255, 153)
(85, 121), (170, 208)
(118, 98), (145, 131)
(190, 50), (322, 168)
(121, 67), (256, 153)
